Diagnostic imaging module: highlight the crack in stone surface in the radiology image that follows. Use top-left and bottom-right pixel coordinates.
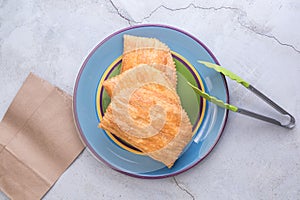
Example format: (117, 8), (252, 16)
(108, 0), (136, 26)
(237, 20), (300, 53)
(173, 177), (195, 200)
(138, 3), (300, 54)
(142, 3), (239, 21)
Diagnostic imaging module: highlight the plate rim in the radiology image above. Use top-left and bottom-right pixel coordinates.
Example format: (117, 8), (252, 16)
(73, 24), (229, 179)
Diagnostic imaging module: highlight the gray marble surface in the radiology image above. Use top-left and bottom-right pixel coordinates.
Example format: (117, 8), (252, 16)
(1, 0), (299, 199)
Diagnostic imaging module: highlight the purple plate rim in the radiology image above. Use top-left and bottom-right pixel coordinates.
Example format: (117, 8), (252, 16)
(73, 24), (229, 179)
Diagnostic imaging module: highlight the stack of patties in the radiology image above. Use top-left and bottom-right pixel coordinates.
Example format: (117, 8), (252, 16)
(99, 35), (193, 168)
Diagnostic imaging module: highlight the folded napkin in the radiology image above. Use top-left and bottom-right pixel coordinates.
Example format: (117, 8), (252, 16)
(0, 73), (85, 200)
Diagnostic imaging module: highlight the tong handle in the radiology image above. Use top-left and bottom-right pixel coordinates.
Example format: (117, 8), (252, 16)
(199, 61), (250, 88)
(188, 82), (237, 112)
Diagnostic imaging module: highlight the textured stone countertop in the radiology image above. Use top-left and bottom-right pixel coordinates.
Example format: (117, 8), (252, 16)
(0, 0), (299, 199)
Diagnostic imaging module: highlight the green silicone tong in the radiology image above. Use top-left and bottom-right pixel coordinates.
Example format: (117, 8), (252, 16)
(188, 61), (295, 129)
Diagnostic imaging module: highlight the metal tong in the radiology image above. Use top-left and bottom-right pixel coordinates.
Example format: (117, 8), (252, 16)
(188, 61), (295, 129)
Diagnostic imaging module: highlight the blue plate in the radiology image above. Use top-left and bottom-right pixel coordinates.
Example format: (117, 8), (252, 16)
(73, 24), (229, 178)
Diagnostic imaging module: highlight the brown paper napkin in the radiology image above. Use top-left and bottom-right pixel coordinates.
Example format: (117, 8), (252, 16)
(0, 73), (85, 200)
